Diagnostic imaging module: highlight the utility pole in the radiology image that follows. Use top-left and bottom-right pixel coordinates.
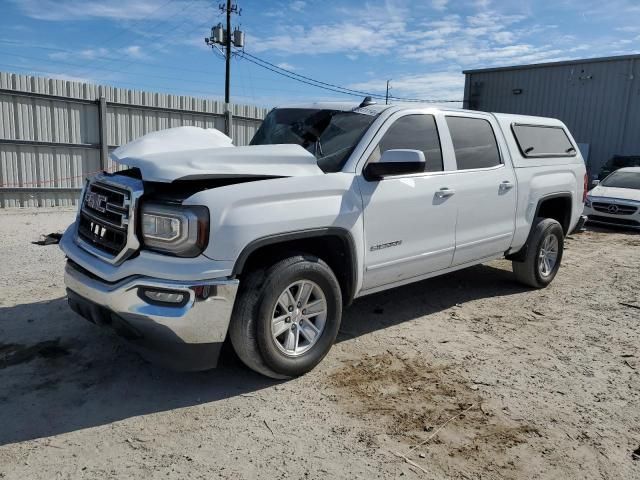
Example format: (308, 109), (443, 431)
(224, 0), (232, 106)
(205, 2), (244, 136)
(385, 80), (391, 105)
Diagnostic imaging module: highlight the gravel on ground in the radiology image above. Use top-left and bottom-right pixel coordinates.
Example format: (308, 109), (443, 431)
(0, 208), (638, 479)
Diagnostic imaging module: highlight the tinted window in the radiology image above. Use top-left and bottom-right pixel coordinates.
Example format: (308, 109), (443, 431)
(446, 116), (501, 170)
(368, 115), (443, 172)
(512, 124), (575, 157)
(601, 170), (640, 190)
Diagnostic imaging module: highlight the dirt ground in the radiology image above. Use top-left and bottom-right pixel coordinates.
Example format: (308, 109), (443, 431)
(0, 208), (638, 479)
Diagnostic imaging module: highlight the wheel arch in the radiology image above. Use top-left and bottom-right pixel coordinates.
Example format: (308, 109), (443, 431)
(232, 227), (358, 305)
(534, 192), (573, 234)
(507, 192), (572, 262)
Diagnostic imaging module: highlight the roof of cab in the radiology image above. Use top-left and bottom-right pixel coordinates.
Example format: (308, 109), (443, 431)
(278, 101), (393, 114)
(277, 102), (491, 118)
(491, 112), (566, 126)
(276, 102), (565, 125)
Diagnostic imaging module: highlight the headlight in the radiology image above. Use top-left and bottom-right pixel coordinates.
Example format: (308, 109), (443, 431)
(585, 195), (592, 207)
(140, 203), (209, 257)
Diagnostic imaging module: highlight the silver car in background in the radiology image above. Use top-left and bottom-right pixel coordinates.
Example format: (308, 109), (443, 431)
(584, 167), (640, 230)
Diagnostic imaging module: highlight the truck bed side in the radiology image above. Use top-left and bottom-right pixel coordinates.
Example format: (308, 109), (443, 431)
(492, 113), (587, 252)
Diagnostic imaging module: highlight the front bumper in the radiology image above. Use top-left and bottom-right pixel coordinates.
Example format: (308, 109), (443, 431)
(64, 261), (239, 371)
(583, 205), (640, 230)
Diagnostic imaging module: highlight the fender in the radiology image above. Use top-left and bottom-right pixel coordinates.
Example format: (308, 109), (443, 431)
(232, 227), (359, 304)
(506, 192), (572, 261)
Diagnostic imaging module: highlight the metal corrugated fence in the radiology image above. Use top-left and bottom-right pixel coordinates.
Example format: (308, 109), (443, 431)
(0, 72), (267, 208)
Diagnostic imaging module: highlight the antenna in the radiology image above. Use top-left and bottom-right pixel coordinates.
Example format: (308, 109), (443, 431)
(359, 96), (376, 107)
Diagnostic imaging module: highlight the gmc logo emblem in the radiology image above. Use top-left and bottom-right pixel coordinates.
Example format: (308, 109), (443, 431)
(85, 191), (108, 213)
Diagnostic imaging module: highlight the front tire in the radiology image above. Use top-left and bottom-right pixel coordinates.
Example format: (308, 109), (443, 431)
(512, 217), (564, 288)
(229, 255), (342, 379)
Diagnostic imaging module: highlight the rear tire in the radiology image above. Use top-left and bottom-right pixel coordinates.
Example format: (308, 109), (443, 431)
(229, 255), (342, 379)
(512, 218), (564, 288)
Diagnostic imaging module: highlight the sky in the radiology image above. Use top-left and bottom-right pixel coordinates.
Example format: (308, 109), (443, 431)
(0, 0), (639, 108)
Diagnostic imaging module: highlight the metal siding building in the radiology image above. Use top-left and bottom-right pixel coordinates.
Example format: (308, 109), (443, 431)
(463, 54), (640, 176)
(0, 72), (267, 207)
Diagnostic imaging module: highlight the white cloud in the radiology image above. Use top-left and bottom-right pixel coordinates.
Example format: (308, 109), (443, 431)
(246, 3), (566, 71)
(348, 71), (465, 104)
(276, 62), (296, 71)
(47, 45), (147, 62)
(250, 1), (407, 56)
(616, 25), (640, 33)
(10, 0), (209, 21)
(491, 31), (516, 44)
(248, 20), (401, 55)
(431, 0), (448, 11)
(48, 47), (110, 61)
(290, 1), (307, 12)
(123, 45), (145, 58)
(45, 72), (99, 83)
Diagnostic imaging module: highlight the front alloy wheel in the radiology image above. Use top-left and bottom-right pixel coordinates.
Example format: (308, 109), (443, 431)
(271, 280), (327, 356)
(229, 255), (343, 379)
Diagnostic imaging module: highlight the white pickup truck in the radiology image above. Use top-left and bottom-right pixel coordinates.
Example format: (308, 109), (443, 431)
(61, 99), (587, 378)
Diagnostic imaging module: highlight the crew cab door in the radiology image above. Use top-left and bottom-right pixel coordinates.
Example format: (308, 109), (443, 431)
(442, 113), (517, 266)
(357, 112), (457, 291)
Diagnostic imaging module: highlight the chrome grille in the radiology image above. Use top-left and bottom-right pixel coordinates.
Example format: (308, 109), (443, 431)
(76, 174), (143, 265)
(592, 202), (638, 215)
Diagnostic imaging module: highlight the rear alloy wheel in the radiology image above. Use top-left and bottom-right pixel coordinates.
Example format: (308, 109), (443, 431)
(229, 255), (342, 379)
(538, 233), (559, 278)
(512, 217), (564, 288)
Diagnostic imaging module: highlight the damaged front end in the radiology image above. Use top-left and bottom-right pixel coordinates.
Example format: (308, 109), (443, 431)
(61, 125), (324, 370)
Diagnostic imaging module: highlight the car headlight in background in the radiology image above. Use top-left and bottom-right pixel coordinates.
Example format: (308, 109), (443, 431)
(585, 195), (592, 207)
(140, 203), (209, 257)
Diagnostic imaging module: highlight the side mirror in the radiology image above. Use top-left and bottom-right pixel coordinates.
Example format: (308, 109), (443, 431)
(592, 179), (600, 186)
(364, 149), (426, 181)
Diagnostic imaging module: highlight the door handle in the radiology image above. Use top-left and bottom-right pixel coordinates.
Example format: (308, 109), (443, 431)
(499, 181), (514, 192)
(435, 187), (456, 198)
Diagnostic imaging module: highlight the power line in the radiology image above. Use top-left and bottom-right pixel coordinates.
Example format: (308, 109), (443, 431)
(239, 53), (381, 99)
(0, 48), (463, 105)
(85, 0), (178, 52)
(0, 50), (218, 86)
(241, 51), (384, 98)
(0, 53), (342, 99)
(0, 61), (263, 100)
(72, 0), (208, 78)
(240, 51), (462, 103)
(0, 41), (220, 76)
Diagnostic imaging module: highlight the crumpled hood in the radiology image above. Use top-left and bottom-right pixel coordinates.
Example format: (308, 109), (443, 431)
(589, 185), (640, 202)
(110, 126), (324, 182)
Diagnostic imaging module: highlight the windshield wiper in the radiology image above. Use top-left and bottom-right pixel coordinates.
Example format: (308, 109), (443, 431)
(313, 137), (324, 157)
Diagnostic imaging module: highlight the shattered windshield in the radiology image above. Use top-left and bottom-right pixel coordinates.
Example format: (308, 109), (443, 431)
(250, 108), (378, 173)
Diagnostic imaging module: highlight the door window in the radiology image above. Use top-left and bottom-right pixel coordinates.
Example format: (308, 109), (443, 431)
(446, 116), (501, 170)
(368, 115), (443, 172)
